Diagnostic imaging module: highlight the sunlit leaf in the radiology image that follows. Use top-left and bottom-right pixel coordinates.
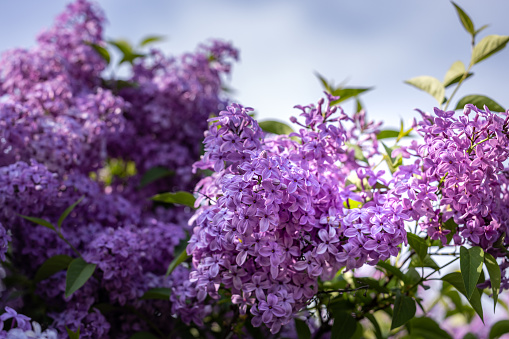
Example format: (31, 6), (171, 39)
(443, 61), (473, 87)
(405, 76), (445, 104)
(451, 2), (475, 36)
(407, 233), (428, 260)
(258, 120), (294, 135)
(471, 35), (509, 65)
(331, 87), (373, 105)
(376, 129), (399, 140)
(489, 320), (509, 339)
(139, 35), (166, 47)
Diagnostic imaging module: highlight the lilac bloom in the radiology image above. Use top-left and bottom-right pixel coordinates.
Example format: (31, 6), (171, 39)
(259, 241), (283, 268)
(258, 294), (286, 323)
(317, 227), (339, 255)
(243, 273), (271, 301)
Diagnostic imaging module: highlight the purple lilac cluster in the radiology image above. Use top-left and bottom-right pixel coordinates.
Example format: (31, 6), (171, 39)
(393, 105), (509, 289)
(180, 96), (409, 333)
(0, 0), (237, 337)
(0, 307), (58, 339)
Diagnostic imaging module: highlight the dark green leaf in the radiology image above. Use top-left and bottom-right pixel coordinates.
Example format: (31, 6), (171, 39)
(365, 314), (383, 339)
(377, 260), (409, 284)
(18, 215), (55, 231)
(151, 191), (196, 208)
(258, 120), (294, 135)
(35, 254), (73, 282)
(408, 317), (453, 339)
(442, 272), (483, 321)
(87, 43), (110, 64)
(66, 326), (80, 339)
(489, 320), (509, 339)
(376, 129), (400, 140)
(407, 233), (428, 260)
(484, 253), (501, 310)
(139, 167), (173, 188)
(455, 95), (505, 112)
(294, 318), (311, 339)
(129, 332), (159, 339)
(405, 76), (445, 104)
(140, 287), (171, 301)
(331, 87), (373, 105)
(354, 277), (389, 294)
(443, 61), (473, 87)
(460, 246), (484, 299)
(166, 247), (189, 277)
(331, 311), (357, 339)
(391, 294), (416, 329)
(65, 258), (97, 298)
(463, 333), (477, 339)
(410, 255), (440, 270)
(139, 35), (166, 47)
(471, 35), (509, 65)
(451, 2), (475, 36)
(58, 196), (84, 230)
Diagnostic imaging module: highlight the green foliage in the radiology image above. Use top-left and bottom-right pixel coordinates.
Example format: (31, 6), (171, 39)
(294, 319), (311, 339)
(165, 247), (189, 277)
(139, 167), (174, 188)
(489, 320), (509, 339)
(442, 272), (484, 321)
(451, 2), (475, 36)
(35, 254), (73, 283)
(404, 76), (445, 105)
(406, 233), (428, 261)
(376, 129), (399, 140)
(258, 120), (294, 135)
(58, 196), (83, 231)
(66, 326), (80, 339)
(140, 288), (171, 301)
(391, 294), (416, 329)
(18, 215), (55, 231)
(460, 246), (484, 299)
(139, 35), (166, 47)
(108, 39), (145, 64)
(406, 317), (452, 339)
(151, 191), (196, 208)
(455, 94), (505, 112)
(65, 258), (97, 298)
(443, 61), (473, 87)
(86, 42), (111, 64)
(331, 310), (357, 339)
(471, 35), (509, 65)
(484, 253), (501, 310)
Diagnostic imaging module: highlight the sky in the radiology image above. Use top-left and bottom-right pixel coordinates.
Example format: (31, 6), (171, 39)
(0, 0), (507, 130)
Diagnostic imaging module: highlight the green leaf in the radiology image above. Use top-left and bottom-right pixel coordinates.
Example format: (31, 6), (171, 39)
(475, 24), (489, 36)
(460, 246), (484, 299)
(408, 317), (453, 339)
(442, 272), (483, 321)
(258, 120), (294, 135)
(365, 314), (383, 339)
(58, 196), (83, 230)
(331, 311), (357, 339)
(455, 95), (505, 112)
(451, 2), (475, 36)
(346, 143), (369, 164)
(443, 61), (473, 87)
(376, 129), (400, 140)
(377, 260), (409, 284)
(471, 35), (509, 65)
(35, 254), (73, 282)
(129, 332), (159, 339)
(463, 333), (477, 339)
(294, 318), (311, 339)
(87, 43), (110, 64)
(405, 76), (445, 105)
(410, 254), (440, 270)
(484, 253), (501, 310)
(354, 277), (390, 294)
(315, 72), (332, 92)
(18, 215), (55, 231)
(489, 320), (509, 339)
(140, 287), (171, 301)
(407, 233), (428, 260)
(139, 35), (166, 47)
(391, 294), (416, 329)
(108, 39), (144, 64)
(331, 87), (373, 105)
(66, 326), (80, 339)
(65, 258), (97, 298)
(166, 247), (189, 277)
(151, 191), (196, 208)
(139, 167), (173, 188)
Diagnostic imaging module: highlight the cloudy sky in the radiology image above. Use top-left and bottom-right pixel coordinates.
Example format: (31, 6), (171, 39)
(0, 0), (507, 130)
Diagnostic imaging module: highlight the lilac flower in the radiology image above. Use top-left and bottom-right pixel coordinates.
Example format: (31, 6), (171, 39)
(258, 294), (286, 323)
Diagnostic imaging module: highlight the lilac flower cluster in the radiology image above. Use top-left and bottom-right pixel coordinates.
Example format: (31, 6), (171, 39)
(0, 307), (58, 339)
(393, 105), (509, 289)
(182, 96), (409, 333)
(0, 0), (238, 337)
